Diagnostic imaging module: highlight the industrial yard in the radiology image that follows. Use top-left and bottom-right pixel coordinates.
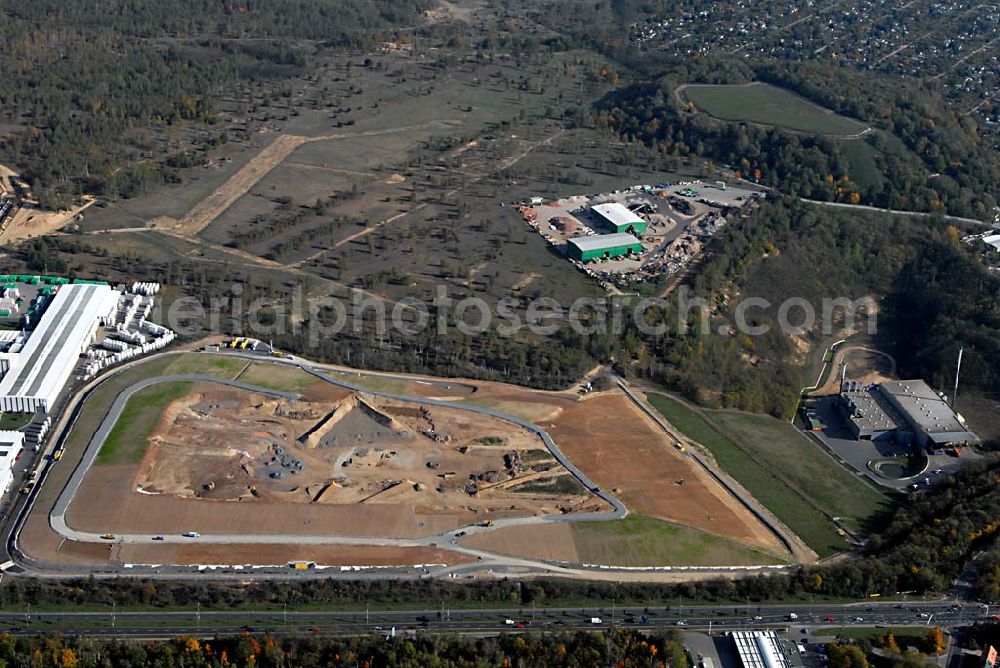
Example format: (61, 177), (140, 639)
(516, 180), (761, 290)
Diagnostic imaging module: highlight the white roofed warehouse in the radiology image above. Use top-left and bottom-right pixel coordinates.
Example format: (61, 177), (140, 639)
(0, 283), (119, 413)
(731, 631), (790, 668)
(590, 202), (649, 235)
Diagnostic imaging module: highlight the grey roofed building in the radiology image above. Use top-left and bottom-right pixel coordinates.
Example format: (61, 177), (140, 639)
(838, 380), (906, 442)
(878, 380), (978, 448)
(567, 232), (642, 253)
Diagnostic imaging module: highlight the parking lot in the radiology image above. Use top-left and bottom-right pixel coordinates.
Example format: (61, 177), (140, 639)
(806, 396), (975, 491)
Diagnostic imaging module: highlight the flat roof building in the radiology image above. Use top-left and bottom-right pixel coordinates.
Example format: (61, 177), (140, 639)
(590, 202), (649, 236)
(878, 380), (978, 448)
(838, 381), (906, 443)
(567, 233), (643, 262)
(0, 430), (24, 496)
(0, 283), (119, 413)
(731, 631), (790, 668)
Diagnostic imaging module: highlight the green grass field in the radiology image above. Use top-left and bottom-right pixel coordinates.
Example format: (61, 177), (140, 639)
(162, 354), (247, 379)
(682, 83), (868, 136)
(95, 382), (192, 465)
(648, 394), (889, 557)
(706, 410), (891, 527)
(571, 514), (789, 567)
(818, 627), (933, 645)
(840, 139), (884, 191)
(237, 361), (317, 393)
(0, 412), (33, 430)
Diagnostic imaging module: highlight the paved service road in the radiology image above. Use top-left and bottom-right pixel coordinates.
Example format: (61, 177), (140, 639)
(19, 356), (642, 578)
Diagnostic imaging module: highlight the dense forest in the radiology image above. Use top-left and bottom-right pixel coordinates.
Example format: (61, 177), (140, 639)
(0, 0), (430, 207)
(598, 59), (999, 219)
(0, 629), (686, 668)
(524, 0), (999, 219)
(624, 197), (999, 417)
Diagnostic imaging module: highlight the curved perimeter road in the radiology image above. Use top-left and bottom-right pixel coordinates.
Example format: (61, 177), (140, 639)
(19, 351), (796, 579)
(40, 359), (638, 578)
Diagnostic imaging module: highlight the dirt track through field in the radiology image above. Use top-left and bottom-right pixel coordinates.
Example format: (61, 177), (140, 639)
(170, 122), (459, 237)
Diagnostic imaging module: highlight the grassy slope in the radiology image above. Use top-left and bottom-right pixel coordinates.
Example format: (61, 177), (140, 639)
(237, 361), (317, 393)
(95, 382), (192, 465)
(571, 514), (788, 567)
(683, 83), (867, 135)
(649, 394), (850, 557)
(706, 410), (890, 528)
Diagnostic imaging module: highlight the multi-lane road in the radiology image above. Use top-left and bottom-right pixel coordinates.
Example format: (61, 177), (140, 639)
(0, 600), (992, 638)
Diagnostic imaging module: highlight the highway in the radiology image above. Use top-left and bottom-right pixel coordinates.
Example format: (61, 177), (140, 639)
(0, 600), (991, 638)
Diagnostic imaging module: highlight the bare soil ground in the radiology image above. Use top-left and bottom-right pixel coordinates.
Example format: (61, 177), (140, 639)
(812, 346), (897, 396)
(119, 543), (473, 567)
(0, 196), (96, 243)
(67, 382), (606, 543)
(544, 392), (788, 555)
(462, 523), (580, 562)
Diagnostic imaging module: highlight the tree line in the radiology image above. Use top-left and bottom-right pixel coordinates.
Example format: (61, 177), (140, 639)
(0, 0), (430, 208)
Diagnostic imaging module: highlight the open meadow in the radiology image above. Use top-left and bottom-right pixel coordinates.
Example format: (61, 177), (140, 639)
(680, 82), (869, 136)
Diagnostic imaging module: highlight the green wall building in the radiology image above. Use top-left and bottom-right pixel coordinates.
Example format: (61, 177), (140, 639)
(567, 233), (643, 262)
(590, 202), (649, 235)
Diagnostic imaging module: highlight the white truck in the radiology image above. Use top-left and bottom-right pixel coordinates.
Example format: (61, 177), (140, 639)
(183, 531), (201, 538)
(787, 613), (799, 620)
(590, 617), (602, 624)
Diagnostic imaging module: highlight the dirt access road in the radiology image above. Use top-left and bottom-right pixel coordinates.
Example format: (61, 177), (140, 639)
(167, 121), (459, 237)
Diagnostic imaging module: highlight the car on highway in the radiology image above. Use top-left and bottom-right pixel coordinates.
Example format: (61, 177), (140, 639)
(854, 617), (864, 622)
(100, 533), (116, 540)
(753, 615), (763, 620)
(152, 535), (165, 541)
(676, 620), (687, 626)
(182, 531), (200, 538)
(590, 618), (602, 624)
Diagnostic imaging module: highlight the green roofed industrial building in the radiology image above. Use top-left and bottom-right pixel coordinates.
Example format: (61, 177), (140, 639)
(567, 233), (643, 262)
(590, 202), (649, 235)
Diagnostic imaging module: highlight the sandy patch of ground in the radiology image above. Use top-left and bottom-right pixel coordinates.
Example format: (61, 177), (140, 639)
(0, 196), (96, 243)
(119, 543), (473, 567)
(462, 523), (580, 562)
(544, 392), (787, 554)
(67, 384), (607, 545)
(812, 346), (897, 396)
